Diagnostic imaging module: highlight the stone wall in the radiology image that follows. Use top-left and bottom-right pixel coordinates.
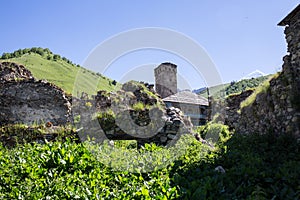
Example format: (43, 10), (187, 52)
(0, 62), (72, 126)
(73, 81), (193, 145)
(0, 62), (34, 82)
(234, 7), (300, 137)
(224, 90), (253, 130)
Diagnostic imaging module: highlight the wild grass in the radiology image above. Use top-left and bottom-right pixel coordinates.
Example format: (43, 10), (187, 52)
(240, 72), (280, 110)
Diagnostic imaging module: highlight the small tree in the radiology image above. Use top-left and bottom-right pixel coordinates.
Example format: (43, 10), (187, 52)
(1, 53), (10, 59)
(53, 54), (60, 61)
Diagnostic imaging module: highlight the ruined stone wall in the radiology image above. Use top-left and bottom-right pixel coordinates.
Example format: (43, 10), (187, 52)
(224, 90), (253, 130)
(0, 62), (72, 126)
(74, 81), (193, 145)
(0, 62), (34, 82)
(235, 10), (300, 137)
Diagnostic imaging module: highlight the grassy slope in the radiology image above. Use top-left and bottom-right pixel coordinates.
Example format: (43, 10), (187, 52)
(199, 83), (230, 99)
(1, 53), (119, 96)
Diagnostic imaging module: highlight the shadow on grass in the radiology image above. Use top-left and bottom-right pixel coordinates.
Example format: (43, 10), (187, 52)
(171, 132), (300, 200)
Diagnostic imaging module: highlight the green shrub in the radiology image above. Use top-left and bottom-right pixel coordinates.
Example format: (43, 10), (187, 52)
(195, 123), (231, 144)
(96, 109), (116, 132)
(0, 123), (299, 199)
(132, 102), (147, 111)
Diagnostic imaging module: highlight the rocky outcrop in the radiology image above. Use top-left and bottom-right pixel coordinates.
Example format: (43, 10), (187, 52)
(0, 62), (72, 126)
(234, 6), (300, 137)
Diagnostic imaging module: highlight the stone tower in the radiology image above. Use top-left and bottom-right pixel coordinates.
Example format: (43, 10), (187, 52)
(154, 62), (177, 98)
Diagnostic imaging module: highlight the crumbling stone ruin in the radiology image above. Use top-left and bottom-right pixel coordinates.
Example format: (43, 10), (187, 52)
(224, 90), (254, 130)
(73, 81), (193, 146)
(0, 62), (34, 82)
(227, 5), (300, 137)
(0, 62), (72, 126)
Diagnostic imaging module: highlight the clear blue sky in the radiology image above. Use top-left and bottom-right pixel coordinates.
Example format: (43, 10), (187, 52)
(0, 1), (298, 89)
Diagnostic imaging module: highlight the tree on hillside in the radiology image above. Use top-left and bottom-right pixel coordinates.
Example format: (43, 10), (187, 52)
(12, 51), (20, 58)
(31, 47), (37, 53)
(44, 48), (52, 55)
(23, 48), (30, 54)
(1, 53), (11, 59)
(47, 55), (52, 60)
(36, 48), (45, 57)
(53, 54), (61, 61)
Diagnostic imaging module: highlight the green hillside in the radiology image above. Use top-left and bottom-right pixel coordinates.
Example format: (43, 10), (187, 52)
(199, 83), (230, 99)
(225, 75), (272, 96)
(199, 75), (273, 99)
(0, 48), (119, 96)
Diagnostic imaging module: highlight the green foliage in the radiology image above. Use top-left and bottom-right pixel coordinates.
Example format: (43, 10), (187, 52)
(194, 123), (231, 144)
(240, 73), (280, 110)
(171, 132), (300, 199)
(198, 84), (229, 99)
(0, 47), (120, 95)
(225, 75), (271, 96)
(132, 102), (150, 111)
(84, 101), (93, 109)
(199, 74), (273, 99)
(0, 134), (204, 199)
(96, 109), (116, 132)
(0, 124), (299, 199)
(0, 124), (77, 147)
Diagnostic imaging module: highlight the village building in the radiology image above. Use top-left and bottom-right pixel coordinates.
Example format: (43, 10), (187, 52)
(154, 62), (209, 126)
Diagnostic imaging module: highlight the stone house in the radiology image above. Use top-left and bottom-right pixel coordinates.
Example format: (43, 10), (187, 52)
(154, 62), (209, 126)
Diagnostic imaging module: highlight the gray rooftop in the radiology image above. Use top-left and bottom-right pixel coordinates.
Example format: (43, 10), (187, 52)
(163, 90), (209, 106)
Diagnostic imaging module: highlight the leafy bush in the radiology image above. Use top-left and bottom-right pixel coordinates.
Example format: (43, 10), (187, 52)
(171, 132), (300, 199)
(0, 124), (299, 199)
(0, 134), (208, 199)
(96, 109), (116, 132)
(194, 123), (231, 144)
(132, 102), (148, 111)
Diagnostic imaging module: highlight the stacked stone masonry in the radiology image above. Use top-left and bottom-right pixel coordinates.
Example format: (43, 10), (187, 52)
(233, 6), (300, 137)
(0, 62), (72, 126)
(73, 81), (193, 145)
(224, 90), (253, 130)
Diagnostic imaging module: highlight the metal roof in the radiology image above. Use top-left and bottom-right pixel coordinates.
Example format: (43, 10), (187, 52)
(278, 4), (300, 26)
(163, 90), (209, 106)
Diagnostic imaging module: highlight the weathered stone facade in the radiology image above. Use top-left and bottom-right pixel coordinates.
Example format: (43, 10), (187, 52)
(154, 62), (177, 98)
(233, 5), (300, 137)
(0, 62), (72, 126)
